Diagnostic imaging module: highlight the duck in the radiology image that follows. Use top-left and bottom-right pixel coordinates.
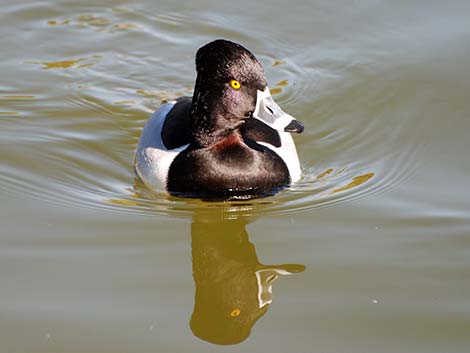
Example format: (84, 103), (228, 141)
(134, 39), (304, 199)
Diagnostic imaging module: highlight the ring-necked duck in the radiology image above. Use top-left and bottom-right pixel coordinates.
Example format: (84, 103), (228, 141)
(135, 39), (304, 199)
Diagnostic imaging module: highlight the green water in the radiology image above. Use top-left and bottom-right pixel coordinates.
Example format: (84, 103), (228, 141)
(1, 1), (470, 352)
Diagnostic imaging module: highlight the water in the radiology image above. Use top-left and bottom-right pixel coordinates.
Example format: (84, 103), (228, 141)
(1, 0), (470, 352)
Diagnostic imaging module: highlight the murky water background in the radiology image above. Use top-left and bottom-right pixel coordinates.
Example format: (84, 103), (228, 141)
(1, 0), (470, 352)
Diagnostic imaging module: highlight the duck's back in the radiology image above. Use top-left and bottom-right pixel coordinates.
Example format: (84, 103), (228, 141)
(135, 98), (300, 196)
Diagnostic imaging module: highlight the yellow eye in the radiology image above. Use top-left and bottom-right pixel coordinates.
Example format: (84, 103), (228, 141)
(230, 309), (241, 317)
(230, 80), (241, 90)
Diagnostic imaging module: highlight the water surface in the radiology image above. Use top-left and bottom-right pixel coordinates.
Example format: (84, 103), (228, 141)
(1, 1), (470, 352)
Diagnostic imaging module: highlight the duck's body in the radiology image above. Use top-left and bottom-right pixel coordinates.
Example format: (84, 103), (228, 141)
(135, 40), (303, 199)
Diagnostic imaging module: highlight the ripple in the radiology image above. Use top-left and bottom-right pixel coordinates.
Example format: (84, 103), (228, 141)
(1, 71), (421, 220)
(0, 111), (19, 115)
(0, 4), (424, 220)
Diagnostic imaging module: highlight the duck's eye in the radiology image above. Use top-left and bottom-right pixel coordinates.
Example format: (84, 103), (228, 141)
(230, 80), (241, 90)
(230, 309), (241, 317)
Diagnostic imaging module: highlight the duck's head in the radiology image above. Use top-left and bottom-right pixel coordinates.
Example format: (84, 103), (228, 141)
(191, 39), (303, 147)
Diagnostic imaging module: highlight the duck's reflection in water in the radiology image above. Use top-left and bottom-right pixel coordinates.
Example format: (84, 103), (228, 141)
(190, 210), (305, 345)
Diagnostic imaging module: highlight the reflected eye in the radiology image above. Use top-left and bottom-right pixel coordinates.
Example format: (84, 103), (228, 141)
(230, 80), (241, 90)
(230, 309), (241, 317)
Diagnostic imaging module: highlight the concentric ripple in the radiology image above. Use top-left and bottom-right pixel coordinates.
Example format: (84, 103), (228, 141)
(0, 2), (424, 219)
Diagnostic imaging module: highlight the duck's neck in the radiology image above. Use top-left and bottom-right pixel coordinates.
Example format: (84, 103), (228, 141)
(190, 78), (241, 148)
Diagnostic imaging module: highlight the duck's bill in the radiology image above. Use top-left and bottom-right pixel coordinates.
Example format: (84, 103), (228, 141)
(252, 87), (304, 133)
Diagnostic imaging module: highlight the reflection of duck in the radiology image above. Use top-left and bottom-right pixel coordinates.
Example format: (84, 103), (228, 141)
(190, 214), (305, 345)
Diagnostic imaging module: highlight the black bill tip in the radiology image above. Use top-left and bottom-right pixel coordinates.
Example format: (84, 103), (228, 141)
(284, 120), (304, 134)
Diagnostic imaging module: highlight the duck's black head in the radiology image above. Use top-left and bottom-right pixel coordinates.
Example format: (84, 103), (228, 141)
(195, 39), (267, 89)
(190, 39), (304, 148)
(191, 40), (268, 146)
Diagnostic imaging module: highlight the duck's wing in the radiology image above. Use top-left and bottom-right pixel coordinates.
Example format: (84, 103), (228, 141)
(242, 118), (281, 147)
(242, 117), (301, 182)
(161, 96), (192, 149)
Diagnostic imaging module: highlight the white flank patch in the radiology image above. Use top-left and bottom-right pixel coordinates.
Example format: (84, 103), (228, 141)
(134, 102), (189, 191)
(258, 131), (302, 182)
